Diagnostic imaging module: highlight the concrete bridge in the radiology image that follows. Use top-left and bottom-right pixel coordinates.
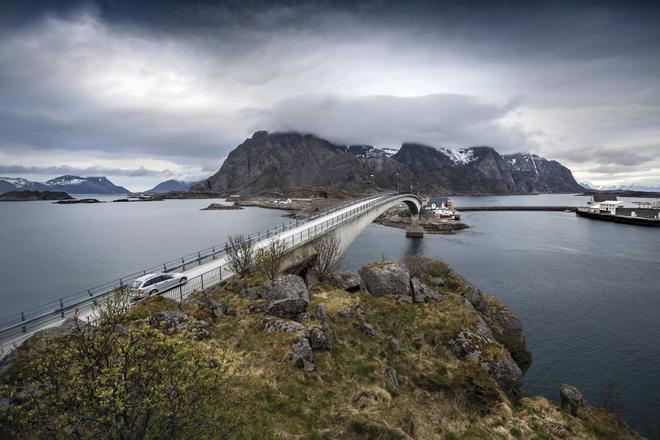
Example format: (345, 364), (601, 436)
(0, 192), (422, 356)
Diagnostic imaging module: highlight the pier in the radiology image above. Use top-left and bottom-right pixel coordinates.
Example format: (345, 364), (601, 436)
(458, 206), (577, 212)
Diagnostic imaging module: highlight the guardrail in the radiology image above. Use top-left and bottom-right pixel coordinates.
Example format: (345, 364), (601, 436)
(0, 192), (413, 345)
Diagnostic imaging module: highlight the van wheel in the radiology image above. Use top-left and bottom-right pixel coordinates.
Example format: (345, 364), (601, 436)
(180, 277), (187, 285)
(150, 290), (158, 296)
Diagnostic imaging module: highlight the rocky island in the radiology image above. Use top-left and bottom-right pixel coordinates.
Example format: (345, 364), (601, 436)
(0, 256), (637, 438)
(0, 190), (73, 201)
(200, 202), (243, 210)
(375, 206), (469, 234)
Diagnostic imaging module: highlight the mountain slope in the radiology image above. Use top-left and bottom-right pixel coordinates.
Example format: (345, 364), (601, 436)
(195, 131), (409, 195)
(145, 179), (200, 194)
(0, 175), (130, 194)
(196, 131), (583, 196)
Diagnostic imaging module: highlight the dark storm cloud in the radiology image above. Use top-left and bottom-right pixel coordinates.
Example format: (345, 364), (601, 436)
(1, 0), (660, 187)
(0, 164), (171, 177)
(251, 94), (529, 150)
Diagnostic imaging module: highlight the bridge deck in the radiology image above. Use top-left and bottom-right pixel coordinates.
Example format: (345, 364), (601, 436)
(1, 193), (418, 356)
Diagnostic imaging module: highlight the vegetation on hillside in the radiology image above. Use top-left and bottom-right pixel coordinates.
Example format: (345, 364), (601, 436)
(0, 257), (640, 439)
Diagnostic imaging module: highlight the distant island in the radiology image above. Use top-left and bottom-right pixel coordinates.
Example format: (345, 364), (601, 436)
(0, 190), (73, 201)
(0, 175), (129, 195)
(581, 189), (660, 198)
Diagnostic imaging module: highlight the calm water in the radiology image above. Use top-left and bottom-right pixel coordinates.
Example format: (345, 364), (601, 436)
(0, 194), (658, 433)
(0, 197), (286, 316)
(342, 195), (660, 435)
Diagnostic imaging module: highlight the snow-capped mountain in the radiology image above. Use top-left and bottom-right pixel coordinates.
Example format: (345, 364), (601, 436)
(196, 131), (584, 195)
(0, 175), (130, 194)
(580, 182), (660, 192)
(145, 179), (201, 194)
(339, 145), (395, 159)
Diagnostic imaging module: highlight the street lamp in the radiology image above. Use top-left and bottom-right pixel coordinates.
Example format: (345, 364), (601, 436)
(370, 174), (375, 196)
(410, 176), (413, 194)
(396, 172), (400, 193)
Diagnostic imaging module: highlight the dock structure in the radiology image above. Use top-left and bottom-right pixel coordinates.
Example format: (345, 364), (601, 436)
(576, 207), (660, 226)
(457, 206), (577, 212)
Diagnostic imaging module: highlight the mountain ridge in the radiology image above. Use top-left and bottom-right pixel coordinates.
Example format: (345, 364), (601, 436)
(195, 131), (584, 196)
(0, 175), (130, 194)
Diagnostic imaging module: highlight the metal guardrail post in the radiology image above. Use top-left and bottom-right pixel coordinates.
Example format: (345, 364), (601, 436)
(59, 299), (64, 318)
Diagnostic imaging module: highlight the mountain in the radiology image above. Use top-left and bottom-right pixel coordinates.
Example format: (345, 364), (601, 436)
(0, 175), (130, 194)
(195, 131), (409, 196)
(145, 179), (200, 194)
(194, 131), (584, 196)
(580, 182), (660, 192)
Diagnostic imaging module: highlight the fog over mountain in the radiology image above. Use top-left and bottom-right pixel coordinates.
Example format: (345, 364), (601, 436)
(1, 1), (659, 190)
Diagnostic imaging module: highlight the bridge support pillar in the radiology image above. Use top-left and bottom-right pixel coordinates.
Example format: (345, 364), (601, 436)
(405, 212), (424, 238)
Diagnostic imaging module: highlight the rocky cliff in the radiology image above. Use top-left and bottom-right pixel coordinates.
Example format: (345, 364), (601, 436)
(196, 131), (583, 196)
(195, 131), (408, 196)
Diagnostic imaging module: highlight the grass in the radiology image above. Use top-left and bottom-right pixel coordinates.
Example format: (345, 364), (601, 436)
(2, 258), (643, 439)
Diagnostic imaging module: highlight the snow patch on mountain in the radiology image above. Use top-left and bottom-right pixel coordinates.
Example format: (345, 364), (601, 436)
(439, 148), (475, 165)
(0, 177), (32, 188)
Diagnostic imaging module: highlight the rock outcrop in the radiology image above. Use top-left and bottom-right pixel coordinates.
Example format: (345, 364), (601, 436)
(184, 295), (235, 318)
(328, 272), (361, 292)
(360, 261), (411, 298)
(257, 275), (309, 302)
(559, 384), (590, 416)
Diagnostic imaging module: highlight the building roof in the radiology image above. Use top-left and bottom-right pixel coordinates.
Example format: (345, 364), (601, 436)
(592, 193), (618, 202)
(426, 197), (450, 207)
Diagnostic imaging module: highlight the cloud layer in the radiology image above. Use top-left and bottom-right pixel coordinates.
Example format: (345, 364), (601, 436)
(1, 1), (659, 190)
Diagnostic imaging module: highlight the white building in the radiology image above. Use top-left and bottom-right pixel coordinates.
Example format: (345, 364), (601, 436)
(597, 200), (624, 214)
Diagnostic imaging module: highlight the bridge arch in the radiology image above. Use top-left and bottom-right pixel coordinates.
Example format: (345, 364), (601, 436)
(287, 193), (424, 260)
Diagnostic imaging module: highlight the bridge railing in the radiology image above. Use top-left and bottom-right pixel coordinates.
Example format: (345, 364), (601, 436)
(0, 192), (410, 345)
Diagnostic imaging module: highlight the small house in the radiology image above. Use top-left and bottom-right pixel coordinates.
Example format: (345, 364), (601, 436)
(425, 197), (454, 217)
(426, 197), (452, 210)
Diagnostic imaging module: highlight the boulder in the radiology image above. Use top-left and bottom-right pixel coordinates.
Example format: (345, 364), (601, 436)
(228, 279), (247, 298)
(149, 310), (189, 334)
(360, 261), (411, 297)
(356, 319), (376, 338)
(309, 327), (332, 351)
(410, 278), (443, 303)
(560, 384), (589, 416)
(257, 275), (309, 302)
(328, 272), (361, 292)
(482, 352), (523, 397)
(184, 295), (235, 317)
(283, 254), (317, 278)
(188, 320), (210, 340)
(262, 316), (306, 333)
(304, 269), (320, 287)
(308, 304), (332, 351)
(389, 337), (403, 354)
(265, 298), (308, 320)
(489, 306), (525, 347)
(449, 320), (495, 362)
(338, 304), (365, 320)
(290, 335), (315, 372)
(427, 277), (446, 288)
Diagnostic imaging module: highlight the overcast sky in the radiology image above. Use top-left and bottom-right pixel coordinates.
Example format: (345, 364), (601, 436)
(1, 0), (659, 191)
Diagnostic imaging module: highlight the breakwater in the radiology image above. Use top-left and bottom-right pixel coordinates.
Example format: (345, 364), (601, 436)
(458, 206), (577, 212)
